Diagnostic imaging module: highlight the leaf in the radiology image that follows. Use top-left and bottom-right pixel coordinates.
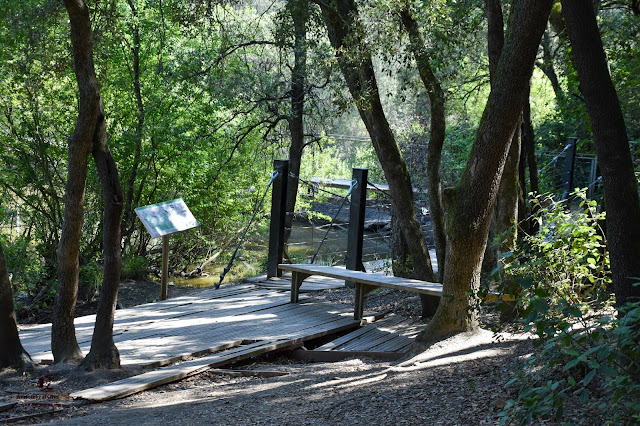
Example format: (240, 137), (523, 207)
(581, 369), (597, 386)
(568, 376), (576, 386)
(520, 276), (533, 289)
(598, 365), (618, 377)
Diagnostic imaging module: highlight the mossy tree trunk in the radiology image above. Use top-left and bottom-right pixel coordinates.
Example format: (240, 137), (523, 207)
(419, 0), (553, 341)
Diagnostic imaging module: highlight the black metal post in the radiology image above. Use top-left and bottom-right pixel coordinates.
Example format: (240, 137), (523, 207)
(345, 168), (368, 288)
(267, 159), (289, 278)
(562, 137), (578, 201)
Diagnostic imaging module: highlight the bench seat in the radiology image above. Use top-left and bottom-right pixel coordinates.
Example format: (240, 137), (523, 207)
(278, 264), (443, 320)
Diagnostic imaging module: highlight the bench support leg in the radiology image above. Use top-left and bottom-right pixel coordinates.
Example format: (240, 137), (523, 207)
(291, 271), (311, 303)
(354, 283), (365, 320)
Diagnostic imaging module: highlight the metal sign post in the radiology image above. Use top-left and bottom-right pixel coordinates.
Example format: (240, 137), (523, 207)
(135, 198), (198, 300)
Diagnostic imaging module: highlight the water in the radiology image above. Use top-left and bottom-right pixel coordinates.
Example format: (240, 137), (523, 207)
(171, 223), (391, 288)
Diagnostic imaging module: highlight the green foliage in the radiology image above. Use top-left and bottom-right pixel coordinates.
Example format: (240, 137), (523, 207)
(78, 260), (103, 301)
(122, 255), (149, 280)
(496, 192), (640, 424)
(0, 235), (47, 299)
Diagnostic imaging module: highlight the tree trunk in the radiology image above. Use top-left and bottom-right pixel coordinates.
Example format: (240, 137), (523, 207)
(537, 31), (563, 100)
(399, 7), (446, 281)
(480, 0), (506, 285)
(495, 122), (521, 252)
(521, 83), (540, 236)
(391, 205), (412, 278)
(320, 0), (438, 315)
(80, 98), (124, 371)
(419, 0), (553, 341)
(121, 0), (145, 254)
(52, 0), (103, 364)
(561, 0), (640, 306)
(0, 243), (31, 369)
(284, 0), (308, 246)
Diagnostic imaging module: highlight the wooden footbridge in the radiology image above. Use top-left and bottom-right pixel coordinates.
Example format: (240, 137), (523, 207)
(19, 275), (427, 401)
(17, 162), (435, 402)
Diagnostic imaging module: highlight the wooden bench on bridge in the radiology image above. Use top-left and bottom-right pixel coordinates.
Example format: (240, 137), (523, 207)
(278, 264), (443, 320)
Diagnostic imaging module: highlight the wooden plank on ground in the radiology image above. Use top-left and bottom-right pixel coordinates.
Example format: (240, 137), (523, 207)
(291, 349), (405, 362)
(0, 401), (17, 412)
(71, 315), (358, 401)
(315, 315), (405, 351)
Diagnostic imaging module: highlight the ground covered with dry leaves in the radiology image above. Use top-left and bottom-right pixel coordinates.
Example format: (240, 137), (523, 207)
(1, 280), (584, 425)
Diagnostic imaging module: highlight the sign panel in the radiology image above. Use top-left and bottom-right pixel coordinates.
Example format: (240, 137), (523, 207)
(135, 198), (198, 239)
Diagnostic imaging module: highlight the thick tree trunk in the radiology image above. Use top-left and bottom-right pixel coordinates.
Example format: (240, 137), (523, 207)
(486, 0), (504, 83)
(0, 243), (31, 369)
(284, 0), (308, 246)
(80, 99), (124, 370)
(561, 0), (640, 306)
(399, 7), (446, 281)
(52, 0), (103, 364)
(480, 0), (506, 285)
(320, 0), (438, 316)
(419, 0), (553, 341)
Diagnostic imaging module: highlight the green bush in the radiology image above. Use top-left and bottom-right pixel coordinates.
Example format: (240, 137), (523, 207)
(78, 260), (103, 301)
(496, 192), (640, 424)
(122, 255), (149, 280)
(0, 235), (47, 298)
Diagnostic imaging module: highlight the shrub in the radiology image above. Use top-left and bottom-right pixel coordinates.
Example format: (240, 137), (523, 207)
(122, 255), (149, 280)
(78, 260), (103, 301)
(495, 192), (640, 424)
(0, 235), (47, 299)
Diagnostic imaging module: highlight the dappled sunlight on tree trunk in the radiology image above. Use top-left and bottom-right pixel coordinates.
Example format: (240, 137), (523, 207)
(419, 0), (553, 342)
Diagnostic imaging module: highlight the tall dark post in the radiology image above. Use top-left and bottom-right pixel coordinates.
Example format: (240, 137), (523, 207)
(267, 159), (289, 278)
(345, 168), (368, 287)
(562, 137), (578, 200)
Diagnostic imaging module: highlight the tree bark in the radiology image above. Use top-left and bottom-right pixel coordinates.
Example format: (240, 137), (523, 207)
(80, 98), (124, 370)
(319, 0), (438, 316)
(537, 31), (563, 100)
(561, 0), (640, 306)
(521, 82), (540, 236)
(52, 0), (102, 364)
(399, 7), (446, 281)
(419, 0), (553, 341)
(0, 243), (31, 369)
(284, 0), (309, 246)
(495, 122), (521, 252)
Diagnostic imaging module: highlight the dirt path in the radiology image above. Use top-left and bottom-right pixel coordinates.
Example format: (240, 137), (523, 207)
(2, 280), (544, 425)
(49, 331), (532, 425)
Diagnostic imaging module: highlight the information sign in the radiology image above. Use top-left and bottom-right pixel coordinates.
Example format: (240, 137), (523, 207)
(135, 198), (198, 239)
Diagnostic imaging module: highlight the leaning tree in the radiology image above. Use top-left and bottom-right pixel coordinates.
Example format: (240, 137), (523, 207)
(53, 0), (124, 369)
(420, 0), (553, 340)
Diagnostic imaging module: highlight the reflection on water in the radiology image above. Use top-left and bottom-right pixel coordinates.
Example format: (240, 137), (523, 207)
(171, 223), (391, 288)
(286, 225), (389, 264)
